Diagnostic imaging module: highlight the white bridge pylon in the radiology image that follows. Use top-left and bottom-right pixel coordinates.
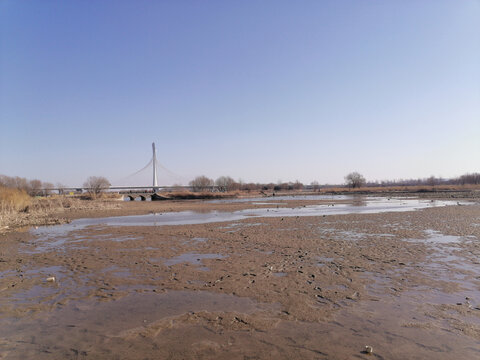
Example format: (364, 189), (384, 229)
(121, 142), (183, 191)
(152, 142), (158, 192)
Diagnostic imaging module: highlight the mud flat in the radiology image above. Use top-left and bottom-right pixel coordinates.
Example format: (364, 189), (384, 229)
(1, 195), (480, 359)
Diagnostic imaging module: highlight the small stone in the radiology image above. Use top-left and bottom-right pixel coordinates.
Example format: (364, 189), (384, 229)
(365, 345), (373, 354)
(46, 276), (56, 282)
(346, 292), (358, 300)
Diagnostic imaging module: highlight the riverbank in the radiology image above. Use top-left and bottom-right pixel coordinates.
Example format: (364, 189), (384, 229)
(1, 194), (479, 359)
(1, 189), (479, 233)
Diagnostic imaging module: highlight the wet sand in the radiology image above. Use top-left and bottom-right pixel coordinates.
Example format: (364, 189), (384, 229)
(1, 195), (480, 359)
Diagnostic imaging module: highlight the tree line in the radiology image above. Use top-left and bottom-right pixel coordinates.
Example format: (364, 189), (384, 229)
(189, 172), (480, 192)
(188, 175), (305, 192)
(0, 175), (56, 196)
(1, 172), (479, 196)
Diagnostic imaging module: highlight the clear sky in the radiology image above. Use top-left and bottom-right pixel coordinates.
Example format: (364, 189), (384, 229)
(1, 1), (479, 187)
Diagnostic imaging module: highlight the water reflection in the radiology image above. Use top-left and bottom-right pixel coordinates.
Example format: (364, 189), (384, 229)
(351, 196), (367, 207)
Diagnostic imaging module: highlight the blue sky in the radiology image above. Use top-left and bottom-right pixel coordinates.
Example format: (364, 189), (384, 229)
(1, 1), (479, 186)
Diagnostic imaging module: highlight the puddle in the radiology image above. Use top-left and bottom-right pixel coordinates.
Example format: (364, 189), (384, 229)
(403, 231), (478, 275)
(119, 246), (159, 252)
(403, 287), (479, 308)
(0, 269), (16, 278)
(256, 249), (273, 255)
(23, 265), (65, 278)
(273, 272), (287, 277)
(183, 237), (208, 245)
(25, 228), (140, 254)
(154, 253), (226, 271)
(424, 229), (464, 244)
(9, 285), (60, 305)
(333, 230), (370, 241)
(101, 266), (132, 278)
(0, 290), (273, 349)
(423, 248), (479, 279)
(4, 266), (95, 308)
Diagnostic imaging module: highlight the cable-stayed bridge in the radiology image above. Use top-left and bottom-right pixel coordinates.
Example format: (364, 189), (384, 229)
(50, 143), (199, 200)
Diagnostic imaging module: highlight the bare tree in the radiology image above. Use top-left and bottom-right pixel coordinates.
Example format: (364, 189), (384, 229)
(292, 180), (304, 190)
(458, 173), (480, 185)
(345, 172), (366, 189)
(28, 179), (43, 196)
(189, 175), (214, 192)
(215, 176), (237, 192)
(426, 176), (437, 187)
(83, 176), (111, 198)
(42, 182), (54, 196)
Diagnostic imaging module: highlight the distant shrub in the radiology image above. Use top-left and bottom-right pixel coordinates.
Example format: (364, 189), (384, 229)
(215, 176), (238, 192)
(345, 172), (366, 188)
(189, 176), (214, 192)
(83, 176), (111, 198)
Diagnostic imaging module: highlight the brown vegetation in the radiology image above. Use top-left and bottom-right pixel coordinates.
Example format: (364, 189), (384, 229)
(0, 186), (31, 213)
(0, 195), (120, 230)
(189, 176), (214, 192)
(345, 172), (366, 188)
(215, 176), (238, 192)
(0, 174), (54, 196)
(83, 176), (111, 198)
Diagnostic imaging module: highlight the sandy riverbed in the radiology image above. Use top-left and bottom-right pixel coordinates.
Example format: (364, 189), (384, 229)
(1, 195), (479, 359)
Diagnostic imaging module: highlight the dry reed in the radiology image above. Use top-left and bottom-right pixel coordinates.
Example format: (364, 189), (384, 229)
(0, 194), (120, 230)
(0, 186), (31, 212)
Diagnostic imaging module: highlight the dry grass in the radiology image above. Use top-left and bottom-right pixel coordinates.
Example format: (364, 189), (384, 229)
(0, 194), (120, 230)
(80, 192), (124, 200)
(0, 186), (31, 212)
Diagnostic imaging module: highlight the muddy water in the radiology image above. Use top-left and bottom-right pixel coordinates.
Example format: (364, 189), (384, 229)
(1, 196), (479, 359)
